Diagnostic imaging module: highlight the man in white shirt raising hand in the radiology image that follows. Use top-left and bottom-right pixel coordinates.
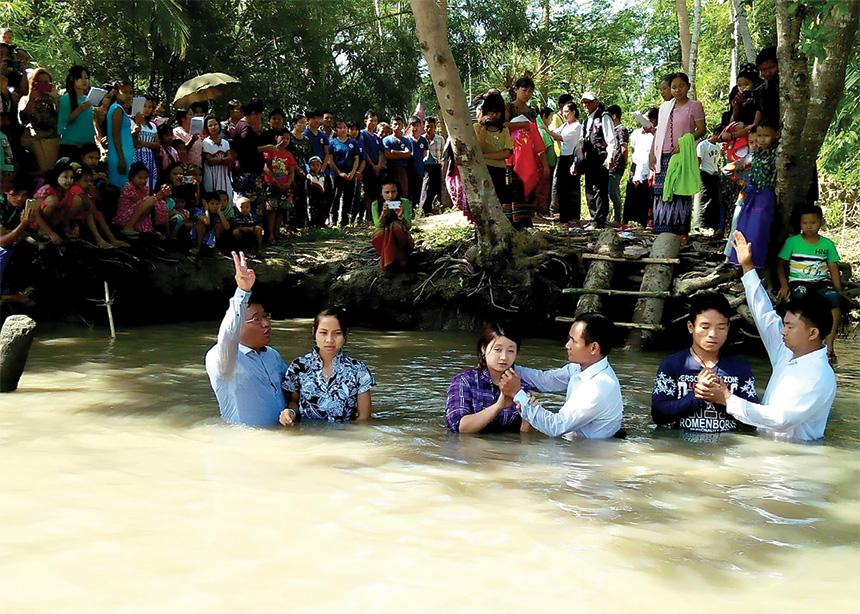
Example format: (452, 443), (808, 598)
(698, 231), (837, 441)
(499, 313), (624, 439)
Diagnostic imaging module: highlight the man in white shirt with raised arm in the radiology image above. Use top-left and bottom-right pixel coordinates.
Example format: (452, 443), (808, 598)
(499, 313), (623, 439)
(699, 231), (837, 441)
(205, 251), (292, 427)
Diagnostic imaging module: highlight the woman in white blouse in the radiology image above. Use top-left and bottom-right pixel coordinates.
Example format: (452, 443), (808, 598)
(550, 101), (583, 224)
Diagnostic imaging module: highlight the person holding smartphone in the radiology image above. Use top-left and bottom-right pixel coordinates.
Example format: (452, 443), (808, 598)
(370, 177), (413, 271)
(18, 67), (60, 176)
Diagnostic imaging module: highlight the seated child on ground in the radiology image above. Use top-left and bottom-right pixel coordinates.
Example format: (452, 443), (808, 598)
(217, 189), (233, 219)
(191, 191), (229, 255)
(1, 178), (39, 305)
(80, 142), (119, 222)
(776, 204), (846, 364)
(230, 196), (262, 253)
(68, 164), (128, 248)
(114, 162), (170, 236)
(35, 162), (78, 242)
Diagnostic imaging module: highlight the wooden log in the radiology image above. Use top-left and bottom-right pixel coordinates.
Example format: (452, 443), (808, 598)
(557, 317), (663, 331)
(575, 229), (622, 317)
(673, 268), (738, 296)
(583, 254), (681, 265)
(563, 288), (671, 298)
(627, 233), (681, 349)
(0, 315), (36, 393)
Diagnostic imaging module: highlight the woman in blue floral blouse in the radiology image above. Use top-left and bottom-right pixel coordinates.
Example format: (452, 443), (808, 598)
(279, 307), (375, 425)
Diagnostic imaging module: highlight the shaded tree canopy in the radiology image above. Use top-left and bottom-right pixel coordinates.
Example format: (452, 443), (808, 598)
(1, 0), (856, 184)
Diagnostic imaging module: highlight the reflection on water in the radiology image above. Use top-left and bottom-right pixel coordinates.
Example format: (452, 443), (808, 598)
(1, 322), (859, 612)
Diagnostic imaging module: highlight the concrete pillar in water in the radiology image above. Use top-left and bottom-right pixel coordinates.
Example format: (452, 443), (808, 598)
(0, 315), (37, 392)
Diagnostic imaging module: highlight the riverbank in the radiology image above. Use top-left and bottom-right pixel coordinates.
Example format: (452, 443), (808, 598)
(3, 211), (857, 348)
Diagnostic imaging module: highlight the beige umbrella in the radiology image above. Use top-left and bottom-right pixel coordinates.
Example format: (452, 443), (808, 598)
(172, 72), (239, 108)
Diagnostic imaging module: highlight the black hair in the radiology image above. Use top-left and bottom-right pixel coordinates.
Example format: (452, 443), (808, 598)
(314, 307), (348, 337)
(408, 115), (422, 125)
(79, 142), (99, 158)
(645, 107), (659, 123)
(425, 116), (437, 125)
(378, 175), (399, 193)
(538, 106), (553, 119)
(481, 92), (506, 115)
(305, 107), (322, 120)
(227, 99), (242, 112)
(143, 93), (159, 121)
(659, 74), (673, 85)
(174, 108), (190, 125)
(476, 322), (521, 370)
(557, 94), (574, 109)
(577, 313), (617, 356)
(128, 161), (148, 180)
(203, 191), (219, 202)
(269, 107), (286, 120)
(154, 161), (184, 192)
(364, 109), (378, 120)
(711, 123), (722, 134)
(171, 138), (186, 150)
(241, 97), (263, 116)
(347, 121), (360, 131)
(292, 112), (306, 124)
(755, 46), (777, 66)
(798, 204), (824, 220)
(189, 101), (207, 114)
(687, 292), (733, 325)
(46, 162), (73, 189)
(203, 114), (220, 136)
(322, 109), (333, 117)
(72, 164), (93, 182)
(668, 72), (691, 86)
(216, 189), (229, 198)
(390, 114), (405, 124)
(514, 76), (535, 90)
(606, 104), (622, 119)
(64, 65), (89, 116)
(737, 63), (763, 86)
(757, 118), (781, 132)
(782, 294), (833, 341)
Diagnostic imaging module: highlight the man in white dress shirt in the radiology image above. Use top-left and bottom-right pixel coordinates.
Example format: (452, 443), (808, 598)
(499, 313), (624, 439)
(698, 231), (837, 441)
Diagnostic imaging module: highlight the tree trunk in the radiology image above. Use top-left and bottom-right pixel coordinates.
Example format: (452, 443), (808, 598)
(689, 0), (702, 98)
(676, 0), (691, 75)
(774, 0), (860, 232)
(730, 0), (738, 88)
(410, 0), (514, 267)
(732, 0), (756, 64)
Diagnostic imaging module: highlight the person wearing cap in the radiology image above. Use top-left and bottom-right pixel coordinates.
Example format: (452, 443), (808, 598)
(205, 251), (289, 427)
(579, 91), (616, 230)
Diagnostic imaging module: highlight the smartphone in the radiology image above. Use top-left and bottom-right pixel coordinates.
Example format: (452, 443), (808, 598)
(386, 200), (401, 210)
(25, 198), (39, 211)
(180, 176), (195, 184)
(33, 81), (53, 94)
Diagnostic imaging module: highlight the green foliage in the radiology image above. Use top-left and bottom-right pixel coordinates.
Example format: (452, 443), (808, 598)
(0, 0), (423, 121)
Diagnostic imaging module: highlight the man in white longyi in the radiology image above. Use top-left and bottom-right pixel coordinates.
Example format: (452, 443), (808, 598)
(698, 231), (837, 441)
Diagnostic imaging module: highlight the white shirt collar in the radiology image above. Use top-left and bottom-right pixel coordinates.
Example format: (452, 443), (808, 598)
(577, 356), (610, 381)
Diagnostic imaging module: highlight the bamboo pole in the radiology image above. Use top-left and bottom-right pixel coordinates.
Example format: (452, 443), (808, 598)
(563, 288), (671, 298)
(582, 254), (681, 265)
(104, 281), (116, 339)
(627, 233), (681, 349)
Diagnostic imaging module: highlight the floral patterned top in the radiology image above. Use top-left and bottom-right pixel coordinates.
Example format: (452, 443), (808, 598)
(282, 349), (375, 421)
(749, 144), (777, 190)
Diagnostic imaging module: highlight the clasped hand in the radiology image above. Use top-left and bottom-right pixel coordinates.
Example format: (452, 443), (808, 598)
(694, 368), (729, 404)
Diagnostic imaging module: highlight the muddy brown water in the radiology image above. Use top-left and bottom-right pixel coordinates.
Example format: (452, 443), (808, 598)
(1, 321), (858, 612)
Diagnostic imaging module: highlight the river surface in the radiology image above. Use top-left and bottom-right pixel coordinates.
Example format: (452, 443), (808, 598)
(2, 321), (859, 612)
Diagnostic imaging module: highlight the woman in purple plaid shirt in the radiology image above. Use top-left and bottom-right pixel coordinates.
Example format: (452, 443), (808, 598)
(445, 323), (534, 434)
